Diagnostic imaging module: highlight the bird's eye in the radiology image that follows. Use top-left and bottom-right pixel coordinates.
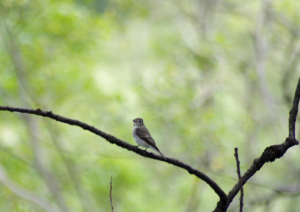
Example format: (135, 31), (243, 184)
(139, 121), (142, 123)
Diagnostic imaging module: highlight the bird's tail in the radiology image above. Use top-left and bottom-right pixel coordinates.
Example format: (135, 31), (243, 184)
(150, 145), (165, 158)
(158, 150), (165, 158)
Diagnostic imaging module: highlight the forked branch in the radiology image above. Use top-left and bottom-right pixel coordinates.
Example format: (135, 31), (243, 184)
(1, 78), (300, 212)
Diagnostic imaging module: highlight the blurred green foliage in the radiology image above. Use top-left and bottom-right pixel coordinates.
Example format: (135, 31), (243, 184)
(0, 0), (300, 211)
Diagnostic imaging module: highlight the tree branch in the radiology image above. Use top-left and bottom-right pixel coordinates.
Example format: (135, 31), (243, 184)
(213, 77), (300, 212)
(289, 77), (300, 138)
(2, 77), (300, 211)
(0, 106), (227, 203)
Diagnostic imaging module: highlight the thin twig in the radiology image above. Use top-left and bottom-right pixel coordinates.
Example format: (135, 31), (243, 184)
(110, 176), (113, 212)
(234, 148), (243, 212)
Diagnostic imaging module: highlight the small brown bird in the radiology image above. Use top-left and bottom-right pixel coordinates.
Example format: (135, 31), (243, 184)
(132, 118), (164, 157)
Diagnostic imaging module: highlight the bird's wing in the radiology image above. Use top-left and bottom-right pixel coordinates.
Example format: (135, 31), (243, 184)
(135, 127), (164, 157)
(135, 127), (156, 146)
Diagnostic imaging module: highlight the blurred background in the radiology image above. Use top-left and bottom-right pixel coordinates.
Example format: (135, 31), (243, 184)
(0, 0), (300, 211)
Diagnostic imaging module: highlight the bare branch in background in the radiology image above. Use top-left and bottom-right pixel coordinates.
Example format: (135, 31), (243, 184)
(27, 115), (71, 212)
(253, 0), (276, 116)
(45, 122), (95, 212)
(0, 163), (60, 212)
(1, 20), (71, 212)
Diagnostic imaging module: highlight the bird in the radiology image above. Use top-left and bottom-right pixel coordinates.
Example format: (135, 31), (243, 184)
(132, 118), (165, 157)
